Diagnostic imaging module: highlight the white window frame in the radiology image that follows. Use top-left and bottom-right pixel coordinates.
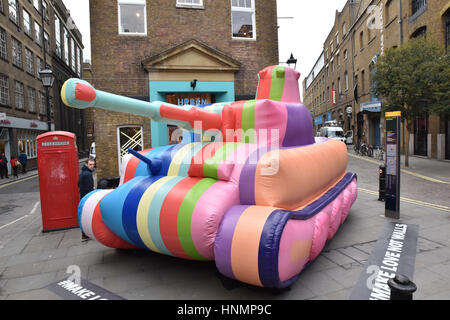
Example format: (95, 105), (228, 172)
(118, 0), (147, 36)
(0, 74), (9, 106)
(14, 80), (24, 110)
(63, 27), (69, 65)
(9, 0), (19, 25)
(0, 27), (6, 60)
(34, 21), (42, 46)
(27, 87), (36, 113)
(12, 38), (22, 68)
(77, 46), (82, 77)
(117, 125), (144, 174)
(55, 14), (61, 58)
(25, 48), (34, 75)
(71, 38), (76, 72)
(176, 0), (203, 8)
(38, 91), (46, 115)
(23, 9), (32, 36)
(231, 0), (256, 40)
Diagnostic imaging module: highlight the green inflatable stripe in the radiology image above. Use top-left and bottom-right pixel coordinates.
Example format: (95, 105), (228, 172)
(270, 65), (285, 102)
(203, 142), (242, 179)
(177, 178), (217, 260)
(241, 100), (256, 144)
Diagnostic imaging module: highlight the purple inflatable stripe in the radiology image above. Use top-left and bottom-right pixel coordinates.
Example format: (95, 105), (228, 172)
(283, 104), (315, 147)
(238, 148), (270, 205)
(214, 205), (249, 280)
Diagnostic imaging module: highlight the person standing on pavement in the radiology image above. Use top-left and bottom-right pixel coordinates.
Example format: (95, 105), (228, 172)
(18, 151), (27, 175)
(0, 152), (8, 179)
(78, 158), (96, 241)
(10, 155), (20, 178)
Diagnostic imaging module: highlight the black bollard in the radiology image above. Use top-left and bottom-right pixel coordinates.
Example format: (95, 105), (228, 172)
(388, 274), (417, 300)
(379, 164), (386, 201)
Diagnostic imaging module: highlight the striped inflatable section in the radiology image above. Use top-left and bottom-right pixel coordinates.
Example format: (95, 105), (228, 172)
(78, 189), (137, 249)
(256, 65), (301, 104)
(214, 173), (357, 288)
(95, 142), (258, 260)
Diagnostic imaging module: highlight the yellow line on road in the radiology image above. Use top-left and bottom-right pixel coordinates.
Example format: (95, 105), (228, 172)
(358, 187), (450, 213)
(0, 174), (38, 189)
(349, 153), (450, 185)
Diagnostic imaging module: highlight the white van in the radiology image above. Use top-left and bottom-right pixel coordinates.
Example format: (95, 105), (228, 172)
(320, 126), (346, 143)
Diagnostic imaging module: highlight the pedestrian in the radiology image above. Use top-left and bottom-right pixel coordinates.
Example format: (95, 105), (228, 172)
(78, 158), (96, 242)
(19, 151), (27, 175)
(10, 155), (20, 178)
(0, 152), (8, 179)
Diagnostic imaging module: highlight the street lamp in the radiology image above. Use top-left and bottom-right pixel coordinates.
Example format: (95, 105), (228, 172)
(39, 69), (55, 131)
(286, 53), (297, 69)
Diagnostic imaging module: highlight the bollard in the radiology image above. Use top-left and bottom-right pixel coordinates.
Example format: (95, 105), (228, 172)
(388, 274), (417, 300)
(379, 164), (386, 201)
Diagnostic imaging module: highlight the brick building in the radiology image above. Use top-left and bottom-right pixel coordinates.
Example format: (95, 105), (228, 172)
(0, 0), (86, 175)
(304, 0), (450, 160)
(87, 0), (279, 179)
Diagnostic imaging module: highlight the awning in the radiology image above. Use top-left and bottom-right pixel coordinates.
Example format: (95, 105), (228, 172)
(360, 101), (381, 113)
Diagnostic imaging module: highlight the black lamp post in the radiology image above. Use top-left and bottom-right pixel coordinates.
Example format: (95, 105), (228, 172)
(39, 68), (55, 132)
(286, 53), (297, 69)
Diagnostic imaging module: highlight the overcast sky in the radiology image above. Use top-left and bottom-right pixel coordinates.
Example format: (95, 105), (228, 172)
(62, 0), (348, 96)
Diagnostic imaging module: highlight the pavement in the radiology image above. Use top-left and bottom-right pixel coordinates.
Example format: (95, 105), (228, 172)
(0, 151), (449, 301)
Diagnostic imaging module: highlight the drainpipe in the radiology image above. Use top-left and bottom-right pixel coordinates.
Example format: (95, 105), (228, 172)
(399, 0), (404, 44)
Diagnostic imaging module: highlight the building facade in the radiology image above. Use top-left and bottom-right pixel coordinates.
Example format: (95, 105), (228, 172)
(0, 0), (86, 175)
(303, 0), (450, 160)
(88, 0), (279, 179)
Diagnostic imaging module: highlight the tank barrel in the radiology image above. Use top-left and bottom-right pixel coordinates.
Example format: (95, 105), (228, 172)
(61, 78), (222, 132)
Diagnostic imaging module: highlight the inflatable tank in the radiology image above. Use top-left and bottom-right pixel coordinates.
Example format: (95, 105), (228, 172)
(61, 65), (357, 288)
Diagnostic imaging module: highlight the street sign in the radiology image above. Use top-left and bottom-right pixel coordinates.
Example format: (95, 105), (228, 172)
(385, 111), (401, 219)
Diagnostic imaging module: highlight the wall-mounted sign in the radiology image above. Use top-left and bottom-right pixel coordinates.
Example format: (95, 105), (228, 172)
(166, 94), (212, 106)
(0, 113), (6, 121)
(332, 90), (337, 106)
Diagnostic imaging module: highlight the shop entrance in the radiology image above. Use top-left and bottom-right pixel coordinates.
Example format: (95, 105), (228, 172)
(414, 115), (428, 157)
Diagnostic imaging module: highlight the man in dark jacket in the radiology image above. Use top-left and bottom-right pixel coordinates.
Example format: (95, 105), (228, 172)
(18, 151), (27, 175)
(0, 153), (8, 179)
(78, 158), (95, 241)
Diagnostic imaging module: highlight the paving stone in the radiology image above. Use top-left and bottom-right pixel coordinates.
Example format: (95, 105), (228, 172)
(324, 265), (364, 289)
(337, 246), (370, 263)
(5, 252), (41, 267)
(0, 272), (57, 295)
(4, 288), (62, 300)
(2, 261), (47, 279)
(294, 270), (345, 297)
(90, 270), (164, 293)
(41, 256), (76, 273)
(321, 250), (357, 266)
(353, 242), (376, 255)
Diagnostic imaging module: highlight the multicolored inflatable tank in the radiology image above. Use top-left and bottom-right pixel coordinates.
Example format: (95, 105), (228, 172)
(62, 66), (357, 288)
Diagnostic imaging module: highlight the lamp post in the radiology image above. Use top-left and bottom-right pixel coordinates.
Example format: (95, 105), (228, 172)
(286, 53), (297, 69)
(39, 69), (55, 132)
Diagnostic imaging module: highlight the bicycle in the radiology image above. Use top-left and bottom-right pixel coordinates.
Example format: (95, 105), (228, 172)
(373, 146), (385, 161)
(359, 143), (368, 156)
(354, 142), (361, 155)
(367, 145), (374, 158)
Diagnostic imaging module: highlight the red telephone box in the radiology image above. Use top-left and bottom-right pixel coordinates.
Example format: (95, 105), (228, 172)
(37, 131), (79, 232)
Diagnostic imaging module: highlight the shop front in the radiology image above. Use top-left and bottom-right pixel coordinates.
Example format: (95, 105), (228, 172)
(359, 101), (382, 147)
(0, 114), (54, 174)
(142, 39), (240, 147)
